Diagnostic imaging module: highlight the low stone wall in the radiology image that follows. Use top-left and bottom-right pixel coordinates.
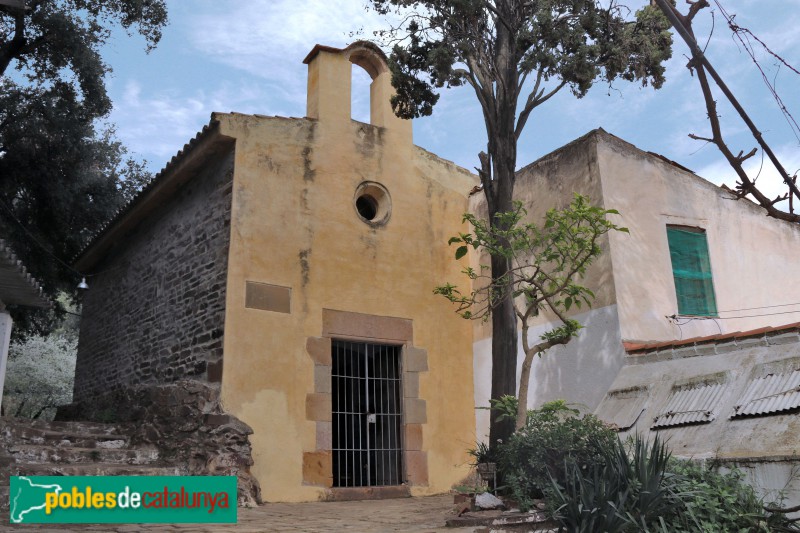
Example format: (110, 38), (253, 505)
(58, 379), (261, 507)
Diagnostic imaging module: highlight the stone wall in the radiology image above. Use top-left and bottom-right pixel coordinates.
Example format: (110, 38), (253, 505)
(74, 149), (234, 402)
(54, 380), (261, 507)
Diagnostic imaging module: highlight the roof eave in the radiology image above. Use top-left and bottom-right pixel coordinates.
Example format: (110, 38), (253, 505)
(75, 120), (235, 272)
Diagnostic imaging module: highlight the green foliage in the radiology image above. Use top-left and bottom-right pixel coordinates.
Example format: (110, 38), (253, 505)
(370, 0), (673, 121)
(1, 0), (168, 113)
(371, 0), (671, 448)
(436, 194), (626, 429)
(546, 434), (800, 532)
(663, 460), (798, 533)
(2, 293), (79, 418)
(435, 195), (626, 329)
(551, 456), (634, 533)
(477, 394), (519, 423)
(0, 83), (153, 334)
(497, 401), (617, 511)
(2, 332), (76, 420)
(467, 440), (496, 465)
(0, 0), (164, 333)
(453, 483), (490, 494)
(548, 434), (675, 532)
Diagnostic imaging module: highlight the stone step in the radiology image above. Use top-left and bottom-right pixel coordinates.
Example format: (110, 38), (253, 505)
(7, 463), (183, 477)
(0, 485), (8, 515)
(4, 418), (125, 435)
(1, 425), (130, 448)
(7, 444), (159, 466)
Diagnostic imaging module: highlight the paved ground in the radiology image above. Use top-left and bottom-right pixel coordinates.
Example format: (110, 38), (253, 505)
(3, 494), (475, 533)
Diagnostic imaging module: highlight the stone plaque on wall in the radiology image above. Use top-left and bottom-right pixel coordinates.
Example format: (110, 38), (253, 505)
(245, 281), (291, 314)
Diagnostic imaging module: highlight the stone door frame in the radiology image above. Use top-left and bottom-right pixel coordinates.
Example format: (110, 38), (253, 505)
(303, 309), (429, 499)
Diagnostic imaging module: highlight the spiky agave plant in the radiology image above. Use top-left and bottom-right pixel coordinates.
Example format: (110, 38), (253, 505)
(549, 434), (675, 532)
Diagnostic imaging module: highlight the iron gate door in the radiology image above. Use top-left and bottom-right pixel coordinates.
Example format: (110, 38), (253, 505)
(331, 340), (402, 487)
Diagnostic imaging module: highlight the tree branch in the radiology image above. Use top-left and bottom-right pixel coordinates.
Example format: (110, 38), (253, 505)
(736, 147), (757, 163)
(688, 133), (714, 143)
(481, 0), (513, 33)
(516, 80), (565, 140)
(0, 11), (26, 76)
(655, 0), (800, 218)
(692, 47), (800, 222)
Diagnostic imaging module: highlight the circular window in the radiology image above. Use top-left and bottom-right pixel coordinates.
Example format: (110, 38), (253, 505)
(353, 182), (391, 226)
(356, 195), (378, 221)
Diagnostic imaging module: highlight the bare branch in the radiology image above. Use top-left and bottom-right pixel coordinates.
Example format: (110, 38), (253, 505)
(770, 193), (789, 206)
(736, 147), (757, 163)
(685, 0), (710, 23)
(516, 79), (566, 140)
(688, 133), (715, 143)
(656, 0), (800, 222)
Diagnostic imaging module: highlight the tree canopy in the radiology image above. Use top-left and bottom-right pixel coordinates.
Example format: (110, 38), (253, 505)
(1, 0), (167, 114)
(0, 0), (167, 333)
(369, 0), (672, 446)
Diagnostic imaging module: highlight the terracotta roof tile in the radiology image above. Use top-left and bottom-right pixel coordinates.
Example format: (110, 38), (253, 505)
(623, 321), (800, 354)
(734, 327), (772, 338)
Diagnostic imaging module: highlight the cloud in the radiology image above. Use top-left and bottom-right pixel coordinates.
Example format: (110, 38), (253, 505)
(106, 80), (278, 165)
(184, 0), (392, 108)
(166, 0), (405, 130)
(106, 0), (800, 179)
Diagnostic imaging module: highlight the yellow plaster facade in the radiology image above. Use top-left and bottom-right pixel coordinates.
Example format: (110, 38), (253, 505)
(217, 43), (478, 502)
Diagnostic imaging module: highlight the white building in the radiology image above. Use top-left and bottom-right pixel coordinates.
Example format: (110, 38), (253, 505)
(471, 129), (800, 439)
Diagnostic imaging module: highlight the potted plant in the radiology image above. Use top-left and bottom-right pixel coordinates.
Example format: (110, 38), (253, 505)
(467, 441), (497, 488)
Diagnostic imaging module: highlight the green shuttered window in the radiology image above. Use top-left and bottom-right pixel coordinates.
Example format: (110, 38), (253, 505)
(666, 226), (717, 316)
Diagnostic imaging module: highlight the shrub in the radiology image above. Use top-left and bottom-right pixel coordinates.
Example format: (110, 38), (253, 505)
(663, 460), (798, 532)
(548, 434), (676, 532)
(547, 433), (800, 532)
(2, 333), (76, 419)
(498, 400), (618, 511)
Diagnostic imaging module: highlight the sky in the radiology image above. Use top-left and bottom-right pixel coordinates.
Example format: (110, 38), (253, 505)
(100, 0), (800, 207)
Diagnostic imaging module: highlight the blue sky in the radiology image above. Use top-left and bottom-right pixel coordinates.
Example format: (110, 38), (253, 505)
(101, 0), (800, 206)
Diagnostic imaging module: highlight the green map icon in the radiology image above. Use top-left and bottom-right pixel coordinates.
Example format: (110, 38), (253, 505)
(10, 476), (64, 523)
(8, 475), (237, 524)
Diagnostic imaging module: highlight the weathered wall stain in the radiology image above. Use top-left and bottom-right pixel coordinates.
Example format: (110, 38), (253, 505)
(302, 146), (315, 183)
(299, 249), (311, 288)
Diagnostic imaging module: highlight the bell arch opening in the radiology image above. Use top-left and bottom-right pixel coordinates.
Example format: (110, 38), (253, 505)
(344, 42), (390, 127)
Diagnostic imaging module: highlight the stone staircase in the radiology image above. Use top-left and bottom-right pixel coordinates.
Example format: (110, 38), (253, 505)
(0, 417), (182, 511)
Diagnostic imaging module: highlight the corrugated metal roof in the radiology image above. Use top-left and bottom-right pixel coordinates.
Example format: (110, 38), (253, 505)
(0, 240), (49, 308)
(595, 392), (648, 431)
(731, 370), (800, 418)
(651, 382), (727, 429)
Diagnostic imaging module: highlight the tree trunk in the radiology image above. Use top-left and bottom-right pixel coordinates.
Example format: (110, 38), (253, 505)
(0, 12), (27, 77)
(486, 129), (519, 449)
(485, 9), (521, 449)
(515, 348), (535, 430)
(488, 252), (518, 447)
